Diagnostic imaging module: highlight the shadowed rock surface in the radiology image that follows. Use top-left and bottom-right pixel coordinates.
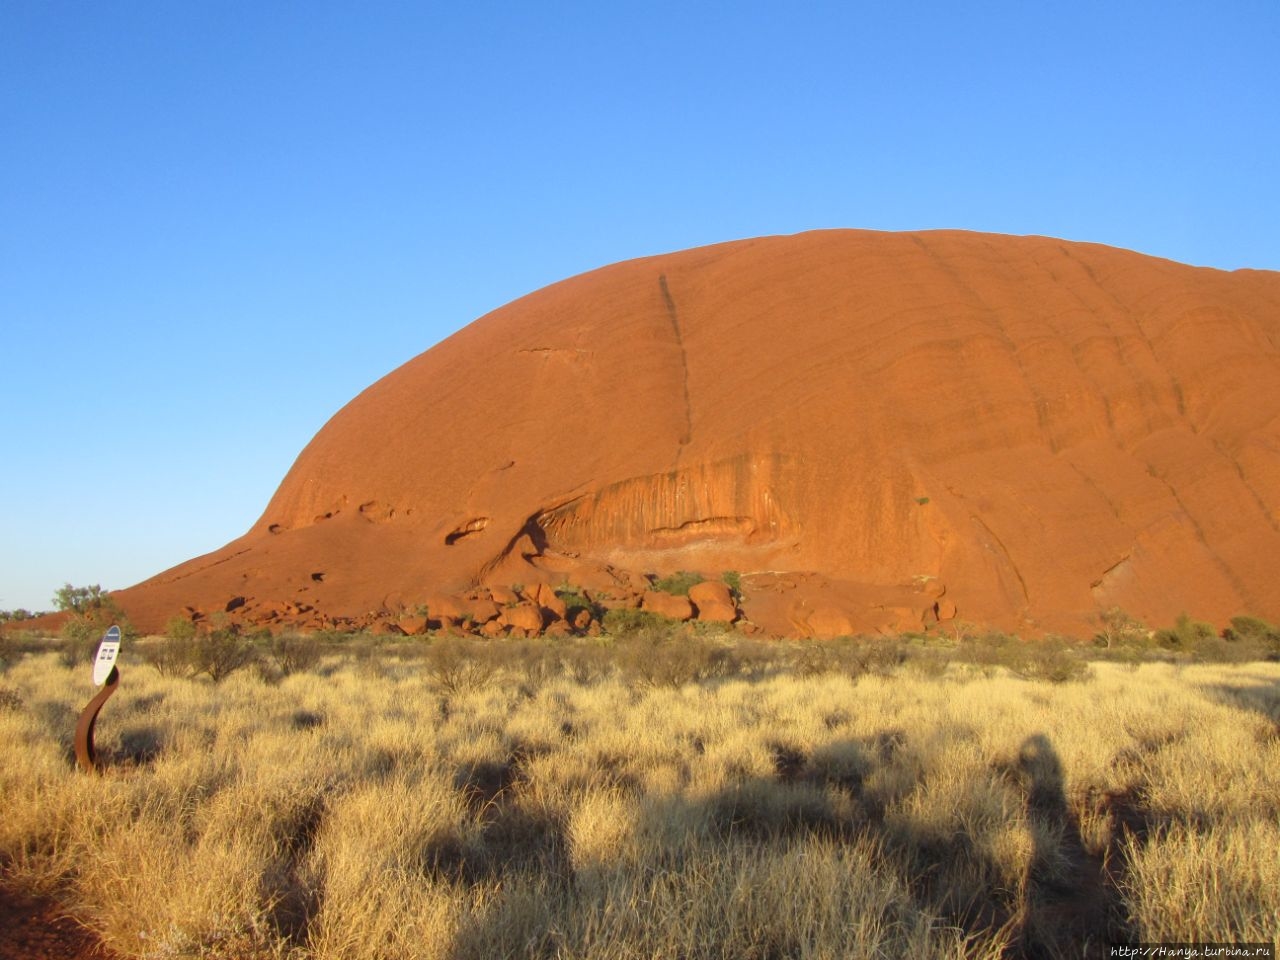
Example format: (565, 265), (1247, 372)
(114, 229), (1280, 636)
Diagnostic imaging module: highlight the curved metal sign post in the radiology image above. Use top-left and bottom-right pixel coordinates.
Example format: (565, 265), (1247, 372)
(75, 625), (121, 772)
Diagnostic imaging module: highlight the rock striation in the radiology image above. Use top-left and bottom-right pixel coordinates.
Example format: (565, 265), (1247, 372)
(114, 229), (1280, 637)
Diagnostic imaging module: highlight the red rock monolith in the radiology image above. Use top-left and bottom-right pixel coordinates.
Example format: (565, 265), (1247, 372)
(112, 230), (1280, 637)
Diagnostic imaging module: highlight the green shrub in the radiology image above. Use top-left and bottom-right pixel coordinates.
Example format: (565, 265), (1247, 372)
(940, 631), (1093, 681)
(601, 608), (677, 638)
(791, 641), (850, 678)
(1008, 641), (1093, 683)
(1155, 613), (1218, 652)
(786, 635), (916, 679)
(146, 622), (259, 683)
(598, 608), (732, 686)
(269, 633), (324, 676)
(166, 616), (197, 643)
(500, 637), (565, 691)
(614, 628), (735, 688)
(554, 585), (602, 621)
(57, 630), (101, 669)
(312, 628), (363, 644)
(141, 617), (200, 677)
(854, 638), (915, 675)
(1164, 613), (1280, 663)
(194, 629), (260, 683)
(721, 570), (743, 599)
(1223, 615), (1280, 651)
(954, 630), (1020, 668)
(649, 570), (705, 596)
(424, 637), (496, 695)
(560, 641), (614, 686)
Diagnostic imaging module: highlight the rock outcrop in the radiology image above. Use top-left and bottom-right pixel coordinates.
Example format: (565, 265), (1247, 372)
(113, 229), (1280, 637)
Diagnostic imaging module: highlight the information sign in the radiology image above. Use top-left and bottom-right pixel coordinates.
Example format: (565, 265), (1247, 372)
(92, 625), (121, 686)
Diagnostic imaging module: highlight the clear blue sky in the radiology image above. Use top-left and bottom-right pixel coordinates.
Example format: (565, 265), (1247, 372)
(2, 1), (1277, 612)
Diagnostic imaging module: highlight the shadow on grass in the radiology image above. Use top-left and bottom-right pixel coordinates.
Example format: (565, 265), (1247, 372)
(436, 729), (1164, 960)
(1199, 680), (1280, 740)
(261, 793), (328, 950)
(1012, 734), (1134, 958)
(423, 749), (572, 888)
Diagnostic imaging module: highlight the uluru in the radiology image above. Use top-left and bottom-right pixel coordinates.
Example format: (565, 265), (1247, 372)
(113, 229), (1280, 638)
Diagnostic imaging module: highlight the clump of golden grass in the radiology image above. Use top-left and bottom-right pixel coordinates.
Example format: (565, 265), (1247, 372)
(0, 636), (1277, 958)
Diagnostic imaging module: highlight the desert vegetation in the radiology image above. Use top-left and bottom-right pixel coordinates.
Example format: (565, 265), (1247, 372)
(0, 624), (1277, 959)
(648, 570), (706, 596)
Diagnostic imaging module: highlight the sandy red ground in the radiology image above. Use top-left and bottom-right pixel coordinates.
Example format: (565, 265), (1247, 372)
(0, 887), (118, 960)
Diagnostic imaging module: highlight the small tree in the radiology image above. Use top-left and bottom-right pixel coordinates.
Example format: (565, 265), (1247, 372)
(54, 583), (108, 615)
(1092, 607), (1148, 648)
(55, 583), (135, 662)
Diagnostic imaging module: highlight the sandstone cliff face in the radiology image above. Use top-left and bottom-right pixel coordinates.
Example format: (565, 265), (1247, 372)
(115, 229), (1280, 636)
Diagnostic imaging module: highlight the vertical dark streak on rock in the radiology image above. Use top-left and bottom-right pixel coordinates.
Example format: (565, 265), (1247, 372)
(912, 235), (1064, 450)
(1058, 242), (1189, 429)
(1143, 461), (1257, 606)
(659, 274), (693, 448)
(1213, 440), (1280, 534)
(969, 513), (1032, 614)
(1067, 460), (1125, 523)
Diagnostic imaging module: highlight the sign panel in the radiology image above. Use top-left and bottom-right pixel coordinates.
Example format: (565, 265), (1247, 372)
(92, 625), (121, 686)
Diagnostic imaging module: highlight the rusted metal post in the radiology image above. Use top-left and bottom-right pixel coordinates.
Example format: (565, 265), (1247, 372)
(75, 624), (122, 773)
(74, 665), (120, 772)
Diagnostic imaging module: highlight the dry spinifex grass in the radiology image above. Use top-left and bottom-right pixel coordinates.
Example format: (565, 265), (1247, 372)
(0, 644), (1277, 959)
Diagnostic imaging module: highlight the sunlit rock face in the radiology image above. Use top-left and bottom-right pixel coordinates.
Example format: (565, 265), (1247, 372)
(117, 229), (1280, 636)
